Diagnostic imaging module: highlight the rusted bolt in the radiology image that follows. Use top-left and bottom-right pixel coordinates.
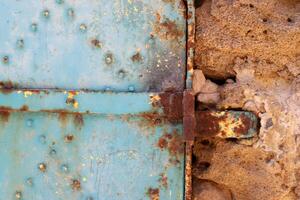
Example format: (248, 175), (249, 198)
(30, 23), (38, 32)
(79, 24), (87, 32)
(26, 177), (33, 186)
(105, 53), (113, 65)
(60, 164), (69, 173)
(16, 39), (24, 49)
(64, 134), (74, 143)
(56, 0), (64, 4)
(42, 10), (50, 19)
(71, 179), (81, 191)
(131, 52), (142, 62)
(117, 70), (126, 79)
(2, 56), (9, 64)
(15, 191), (22, 199)
(38, 163), (47, 172)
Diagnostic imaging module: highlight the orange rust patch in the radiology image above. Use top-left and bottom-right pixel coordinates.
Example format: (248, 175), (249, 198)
(153, 17), (184, 42)
(147, 188), (160, 200)
(74, 113), (84, 129)
(156, 130), (184, 160)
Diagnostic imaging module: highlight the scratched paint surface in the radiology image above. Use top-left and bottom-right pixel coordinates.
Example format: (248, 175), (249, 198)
(0, 0), (185, 92)
(0, 112), (184, 200)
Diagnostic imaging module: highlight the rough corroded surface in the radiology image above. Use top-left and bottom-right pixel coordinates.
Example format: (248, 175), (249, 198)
(194, 0), (300, 200)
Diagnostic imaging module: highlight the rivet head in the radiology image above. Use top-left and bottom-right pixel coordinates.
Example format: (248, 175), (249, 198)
(16, 39), (24, 49)
(2, 56), (9, 64)
(71, 179), (81, 191)
(60, 164), (69, 173)
(67, 8), (75, 18)
(49, 148), (57, 156)
(128, 85), (135, 92)
(39, 135), (46, 144)
(56, 0), (64, 4)
(26, 119), (34, 127)
(38, 163), (47, 172)
(105, 53), (113, 65)
(30, 23), (38, 32)
(79, 24), (87, 32)
(15, 191), (22, 199)
(91, 39), (102, 48)
(26, 177), (33, 186)
(42, 10), (50, 19)
(117, 70), (126, 79)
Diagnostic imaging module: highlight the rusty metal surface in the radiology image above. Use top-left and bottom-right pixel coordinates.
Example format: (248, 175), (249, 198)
(0, 90), (185, 199)
(0, 0), (186, 92)
(195, 111), (258, 139)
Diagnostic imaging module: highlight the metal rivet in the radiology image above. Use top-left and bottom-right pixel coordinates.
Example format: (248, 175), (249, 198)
(117, 70), (126, 79)
(39, 135), (46, 144)
(30, 23), (38, 32)
(26, 177), (33, 186)
(16, 39), (24, 49)
(26, 119), (33, 127)
(67, 8), (75, 18)
(2, 56), (9, 64)
(42, 10), (50, 19)
(79, 24), (87, 32)
(49, 148), (57, 156)
(38, 163), (47, 172)
(56, 0), (64, 4)
(64, 134), (74, 143)
(105, 53), (113, 65)
(15, 191), (22, 199)
(91, 39), (102, 48)
(60, 164), (69, 173)
(71, 179), (81, 191)
(128, 86), (135, 92)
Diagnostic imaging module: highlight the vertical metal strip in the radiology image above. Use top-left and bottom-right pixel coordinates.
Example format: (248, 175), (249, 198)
(185, 0), (195, 200)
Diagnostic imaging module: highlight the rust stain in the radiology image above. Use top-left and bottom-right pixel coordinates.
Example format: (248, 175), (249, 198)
(156, 129), (184, 163)
(131, 52), (142, 62)
(58, 111), (68, 126)
(73, 113), (84, 129)
(147, 188), (160, 200)
(0, 81), (16, 94)
(0, 110), (10, 123)
(71, 179), (81, 191)
(153, 17), (184, 42)
(20, 105), (29, 111)
(159, 173), (168, 189)
(64, 134), (74, 143)
(233, 114), (251, 135)
(152, 92), (183, 123)
(90, 39), (102, 48)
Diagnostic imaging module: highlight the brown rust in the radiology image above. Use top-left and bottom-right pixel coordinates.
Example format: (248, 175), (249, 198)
(64, 134), (74, 143)
(156, 129), (184, 158)
(233, 114), (251, 136)
(159, 173), (168, 189)
(71, 179), (81, 191)
(20, 105), (29, 111)
(0, 81), (16, 94)
(0, 110), (10, 123)
(195, 111), (227, 137)
(183, 90), (196, 141)
(146, 188), (160, 200)
(90, 39), (102, 48)
(153, 92), (183, 123)
(131, 52), (142, 62)
(153, 17), (184, 41)
(73, 113), (84, 129)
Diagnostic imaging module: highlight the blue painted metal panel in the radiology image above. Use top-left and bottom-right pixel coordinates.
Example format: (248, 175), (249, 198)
(0, 0), (186, 92)
(0, 0), (186, 199)
(0, 111), (184, 200)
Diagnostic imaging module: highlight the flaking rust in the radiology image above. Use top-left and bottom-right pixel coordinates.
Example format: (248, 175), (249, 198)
(195, 111), (258, 139)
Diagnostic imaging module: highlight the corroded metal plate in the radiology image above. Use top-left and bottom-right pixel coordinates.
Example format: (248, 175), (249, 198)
(0, 0), (186, 92)
(0, 91), (184, 200)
